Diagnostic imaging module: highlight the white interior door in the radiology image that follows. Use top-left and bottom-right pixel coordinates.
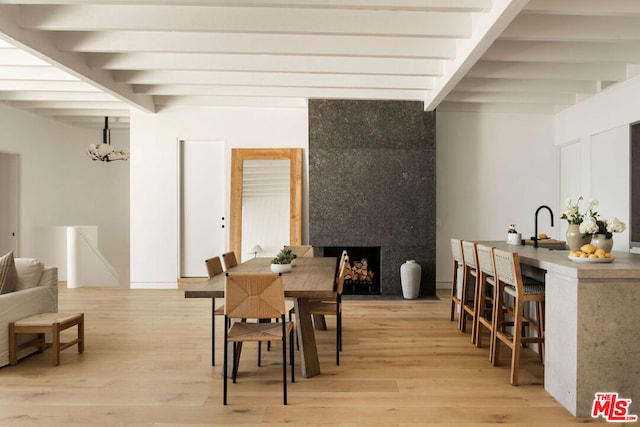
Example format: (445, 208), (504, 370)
(0, 153), (18, 256)
(180, 140), (226, 277)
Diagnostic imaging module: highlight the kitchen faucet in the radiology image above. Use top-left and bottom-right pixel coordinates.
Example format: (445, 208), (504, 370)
(534, 205), (554, 248)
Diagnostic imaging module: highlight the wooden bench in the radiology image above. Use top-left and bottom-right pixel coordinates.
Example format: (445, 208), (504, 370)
(9, 312), (84, 366)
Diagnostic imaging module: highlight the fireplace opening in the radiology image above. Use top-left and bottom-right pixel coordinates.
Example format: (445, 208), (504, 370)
(319, 246), (381, 295)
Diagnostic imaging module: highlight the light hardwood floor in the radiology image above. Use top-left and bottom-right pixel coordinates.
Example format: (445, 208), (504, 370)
(0, 284), (611, 426)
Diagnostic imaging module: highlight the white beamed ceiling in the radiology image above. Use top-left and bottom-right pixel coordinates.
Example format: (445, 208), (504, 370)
(1, 0), (640, 128)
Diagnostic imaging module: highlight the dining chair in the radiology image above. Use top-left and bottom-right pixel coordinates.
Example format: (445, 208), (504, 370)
(222, 251), (238, 271)
(491, 248), (545, 385)
(336, 249), (349, 279)
(461, 241), (479, 343)
(205, 256), (225, 366)
(206, 256), (224, 278)
(306, 254), (348, 365)
(223, 272), (295, 405)
(285, 245), (315, 258)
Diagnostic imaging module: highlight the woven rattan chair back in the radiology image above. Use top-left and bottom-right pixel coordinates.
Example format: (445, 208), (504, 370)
(205, 256), (224, 278)
(475, 244), (495, 278)
(285, 245), (315, 258)
(492, 249), (521, 291)
(224, 272), (285, 320)
(335, 256), (349, 295)
(222, 251), (238, 271)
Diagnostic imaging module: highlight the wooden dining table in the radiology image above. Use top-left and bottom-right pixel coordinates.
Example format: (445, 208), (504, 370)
(184, 256), (337, 378)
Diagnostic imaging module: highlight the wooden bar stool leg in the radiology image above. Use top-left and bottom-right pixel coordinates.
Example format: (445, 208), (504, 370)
(510, 298), (524, 386)
(450, 265), (458, 322)
(491, 282), (505, 367)
(535, 301), (544, 364)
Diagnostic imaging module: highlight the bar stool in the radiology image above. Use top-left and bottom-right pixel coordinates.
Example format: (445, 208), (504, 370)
(474, 244), (497, 360)
(461, 241), (479, 343)
(491, 248), (545, 385)
(449, 239), (465, 328)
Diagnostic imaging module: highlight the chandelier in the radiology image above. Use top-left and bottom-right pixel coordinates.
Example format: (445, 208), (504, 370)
(87, 117), (129, 162)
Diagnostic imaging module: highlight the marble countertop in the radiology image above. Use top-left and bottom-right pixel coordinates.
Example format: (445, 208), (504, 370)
(479, 241), (640, 279)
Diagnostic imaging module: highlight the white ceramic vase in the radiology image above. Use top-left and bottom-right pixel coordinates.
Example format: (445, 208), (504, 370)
(591, 234), (614, 253)
(566, 224), (591, 252)
(507, 232), (521, 245)
(400, 260), (421, 299)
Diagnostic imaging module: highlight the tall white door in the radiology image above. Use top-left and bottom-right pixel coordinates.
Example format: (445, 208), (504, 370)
(0, 153), (18, 256)
(180, 140), (226, 277)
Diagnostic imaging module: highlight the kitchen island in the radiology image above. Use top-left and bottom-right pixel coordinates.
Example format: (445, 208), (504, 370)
(484, 242), (640, 417)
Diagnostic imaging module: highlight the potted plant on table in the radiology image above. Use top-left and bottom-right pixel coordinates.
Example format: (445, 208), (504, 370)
(271, 247), (295, 273)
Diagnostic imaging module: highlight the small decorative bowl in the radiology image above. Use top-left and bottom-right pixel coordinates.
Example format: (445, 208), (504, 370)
(270, 263), (292, 273)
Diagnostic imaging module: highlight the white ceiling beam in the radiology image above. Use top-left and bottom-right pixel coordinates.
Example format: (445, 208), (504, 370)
(148, 85), (426, 100)
(0, 48), (50, 65)
(484, 40), (640, 63)
(453, 77), (598, 94)
(0, 65), (79, 80)
(0, 91), (123, 101)
(466, 60), (627, 81)
(90, 53), (443, 76)
(155, 95), (307, 108)
(523, 0), (640, 17)
(0, 79), (108, 91)
(4, 0), (490, 12)
(437, 100), (558, 114)
(117, 70), (433, 90)
(445, 90), (577, 104)
(501, 15), (640, 42)
(26, 107), (131, 117)
(59, 31), (456, 59)
(423, 0), (529, 110)
(155, 86), (424, 101)
(8, 100), (132, 110)
(19, 5), (470, 38)
(0, 5), (155, 113)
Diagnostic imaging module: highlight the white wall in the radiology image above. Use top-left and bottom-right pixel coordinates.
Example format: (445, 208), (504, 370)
(435, 111), (556, 286)
(555, 76), (640, 253)
(129, 106), (307, 288)
(0, 104), (130, 285)
(556, 74), (640, 144)
(128, 107), (556, 289)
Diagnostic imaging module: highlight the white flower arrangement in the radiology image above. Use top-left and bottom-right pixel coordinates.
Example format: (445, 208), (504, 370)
(606, 217), (626, 235)
(566, 196), (626, 239)
(561, 197), (599, 225)
(579, 217), (598, 235)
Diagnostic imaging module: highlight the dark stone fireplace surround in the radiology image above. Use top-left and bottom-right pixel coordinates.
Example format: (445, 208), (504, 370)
(308, 99), (436, 297)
